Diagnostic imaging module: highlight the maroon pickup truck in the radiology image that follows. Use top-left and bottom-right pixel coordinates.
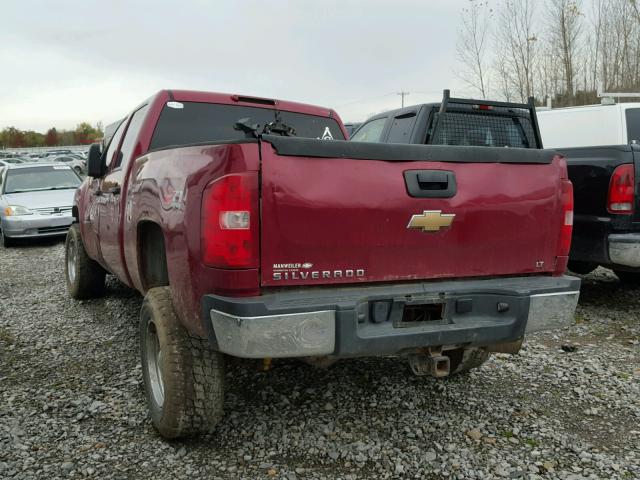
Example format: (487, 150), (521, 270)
(65, 90), (580, 439)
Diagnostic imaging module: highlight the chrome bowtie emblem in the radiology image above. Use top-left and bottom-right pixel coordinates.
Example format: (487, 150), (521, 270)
(407, 210), (455, 232)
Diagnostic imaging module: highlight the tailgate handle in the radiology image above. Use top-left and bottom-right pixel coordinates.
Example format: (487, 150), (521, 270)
(404, 170), (456, 198)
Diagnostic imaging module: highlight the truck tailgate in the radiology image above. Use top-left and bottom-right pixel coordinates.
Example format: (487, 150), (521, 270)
(259, 137), (566, 287)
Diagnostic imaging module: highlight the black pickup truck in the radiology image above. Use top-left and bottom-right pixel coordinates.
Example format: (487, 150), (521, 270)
(547, 145), (639, 282)
(350, 91), (640, 283)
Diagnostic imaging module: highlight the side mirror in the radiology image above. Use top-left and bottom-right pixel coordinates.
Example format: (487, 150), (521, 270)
(87, 143), (105, 178)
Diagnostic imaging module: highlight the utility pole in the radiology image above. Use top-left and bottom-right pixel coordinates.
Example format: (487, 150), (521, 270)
(397, 91), (410, 108)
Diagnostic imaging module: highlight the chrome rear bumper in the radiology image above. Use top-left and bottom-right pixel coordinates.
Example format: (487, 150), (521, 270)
(205, 275), (581, 359)
(609, 233), (640, 268)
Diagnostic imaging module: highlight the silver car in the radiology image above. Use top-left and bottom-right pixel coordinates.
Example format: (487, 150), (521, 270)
(0, 163), (82, 247)
(49, 155), (86, 175)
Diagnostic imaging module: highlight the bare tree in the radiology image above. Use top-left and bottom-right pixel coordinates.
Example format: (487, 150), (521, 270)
(545, 0), (583, 103)
(454, 0), (493, 98)
(493, 0), (539, 102)
(598, 0), (640, 91)
(453, 0), (640, 105)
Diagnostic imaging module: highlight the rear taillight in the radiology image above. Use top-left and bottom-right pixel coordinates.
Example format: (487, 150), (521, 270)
(557, 179), (574, 259)
(607, 164), (635, 214)
(201, 173), (259, 268)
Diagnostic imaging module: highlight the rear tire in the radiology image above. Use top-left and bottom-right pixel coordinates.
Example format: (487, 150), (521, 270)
(614, 270), (640, 285)
(447, 348), (491, 375)
(140, 287), (225, 439)
(65, 224), (106, 299)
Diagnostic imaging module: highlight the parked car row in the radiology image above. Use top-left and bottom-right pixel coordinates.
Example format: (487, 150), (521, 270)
(0, 149), (88, 173)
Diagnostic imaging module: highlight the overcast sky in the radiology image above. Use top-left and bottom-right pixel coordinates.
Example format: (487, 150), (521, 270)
(0, 0), (471, 132)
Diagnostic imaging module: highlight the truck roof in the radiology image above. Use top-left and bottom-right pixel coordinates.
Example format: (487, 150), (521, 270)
(166, 90), (337, 119)
(366, 103), (439, 121)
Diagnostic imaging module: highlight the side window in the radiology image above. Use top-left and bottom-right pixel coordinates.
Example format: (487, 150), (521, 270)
(626, 108), (640, 144)
(104, 121), (127, 168)
(350, 117), (387, 143)
(387, 112), (417, 144)
(114, 105), (149, 169)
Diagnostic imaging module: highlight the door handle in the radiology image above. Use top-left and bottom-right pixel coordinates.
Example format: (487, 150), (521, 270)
(417, 171), (449, 190)
(404, 170), (457, 198)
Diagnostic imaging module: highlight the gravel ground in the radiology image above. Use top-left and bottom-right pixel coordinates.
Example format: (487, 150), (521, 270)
(1, 239), (639, 480)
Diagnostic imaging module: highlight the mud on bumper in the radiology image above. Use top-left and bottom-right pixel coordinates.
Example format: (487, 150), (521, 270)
(202, 275), (580, 359)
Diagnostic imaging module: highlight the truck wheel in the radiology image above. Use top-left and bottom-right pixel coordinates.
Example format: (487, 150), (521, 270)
(65, 224), (106, 298)
(448, 348), (490, 375)
(1, 229), (15, 248)
(614, 270), (640, 285)
(140, 287), (224, 439)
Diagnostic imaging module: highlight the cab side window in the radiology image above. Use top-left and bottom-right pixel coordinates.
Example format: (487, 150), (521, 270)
(114, 105), (149, 169)
(104, 121), (126, 169)
(350, 117), (387, 143)
(387, 112), (417, 144)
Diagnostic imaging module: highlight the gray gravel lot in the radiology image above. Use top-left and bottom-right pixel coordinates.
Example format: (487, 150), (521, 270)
(1, 240), (639, 480)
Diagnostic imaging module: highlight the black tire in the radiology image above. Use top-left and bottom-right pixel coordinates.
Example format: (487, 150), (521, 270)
(614, 270), (640, 285)
(65, 224), (106, 299)
(140, 287), (225, 439)
(74, 166), (83, 175)
(568, 260), (597, 276)
(1, 229), (16, 248)
(447, 348), (491, 375)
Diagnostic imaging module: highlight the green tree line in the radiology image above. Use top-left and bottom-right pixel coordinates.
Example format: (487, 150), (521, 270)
(0, 122), (104, 149)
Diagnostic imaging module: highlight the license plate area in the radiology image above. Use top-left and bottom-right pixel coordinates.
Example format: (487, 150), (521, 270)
(393, 297), (447, 328)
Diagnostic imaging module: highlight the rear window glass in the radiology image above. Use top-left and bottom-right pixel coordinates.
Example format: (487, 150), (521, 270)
(626, 108), (640, 144)
(428, 107), (539, 148)
(149, 102), (345, 150)
(4, 166), (81, 194)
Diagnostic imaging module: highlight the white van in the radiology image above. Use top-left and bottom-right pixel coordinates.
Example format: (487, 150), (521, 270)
(537, 103), (640, 148)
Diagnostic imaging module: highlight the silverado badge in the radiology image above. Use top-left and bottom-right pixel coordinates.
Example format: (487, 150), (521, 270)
(407, 210), (455, 232)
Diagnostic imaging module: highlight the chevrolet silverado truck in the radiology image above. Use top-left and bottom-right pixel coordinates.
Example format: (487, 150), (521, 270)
(537, 103), (640, 283)
(65, 89), (580, 439)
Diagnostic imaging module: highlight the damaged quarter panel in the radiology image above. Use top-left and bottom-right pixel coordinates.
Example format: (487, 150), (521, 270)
(123, 143), (261, 336)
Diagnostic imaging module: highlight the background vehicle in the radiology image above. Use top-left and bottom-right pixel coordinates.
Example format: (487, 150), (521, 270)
(537, 103), (640, 282)
(343, 122), (361, 138)
(50, 155), (86, 175)
(0, 163), (81, 247)
(350, 90), (542, 148)
(66, 89), (578, 439)
(0, 158), (25, 166)
(538, 102), (639, 147)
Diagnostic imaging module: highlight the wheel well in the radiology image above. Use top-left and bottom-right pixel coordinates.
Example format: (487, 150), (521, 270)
(138, 222), (169, 289)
